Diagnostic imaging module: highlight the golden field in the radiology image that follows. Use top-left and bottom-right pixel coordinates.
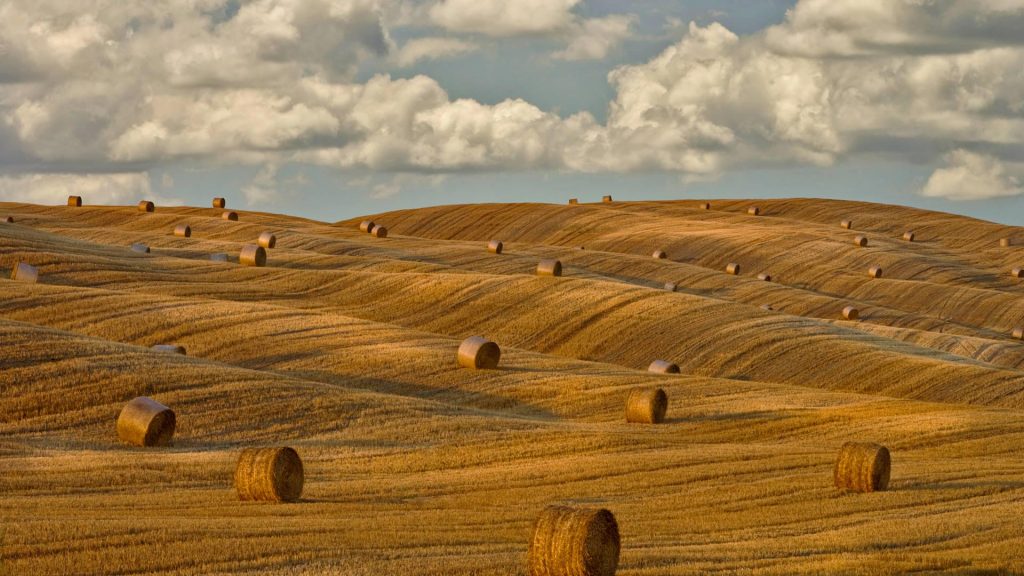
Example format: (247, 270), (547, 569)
(2, 197), (1024, 575)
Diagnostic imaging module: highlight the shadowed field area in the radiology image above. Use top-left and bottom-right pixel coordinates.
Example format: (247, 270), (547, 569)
(2, 197), (1024, 574)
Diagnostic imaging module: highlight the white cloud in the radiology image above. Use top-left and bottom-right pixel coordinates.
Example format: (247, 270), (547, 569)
(921, 150), (1023, 200)
(553, 14), (635, 61)
(392, 37), (476, 68)
(242, 163), (281, 205)
(0, 172), (178, 205)
(428, 0), (580, 37)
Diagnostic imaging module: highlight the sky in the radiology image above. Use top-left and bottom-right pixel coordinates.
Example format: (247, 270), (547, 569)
(1, 0), (1023, 223)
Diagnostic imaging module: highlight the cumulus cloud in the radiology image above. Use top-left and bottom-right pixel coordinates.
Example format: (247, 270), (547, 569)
(553, 14), (635, 61)
(921, 150), (1023, 200)
(0, 172), (172, 205)
(428, 0), (580, 37)
(392, 37), (476, 68)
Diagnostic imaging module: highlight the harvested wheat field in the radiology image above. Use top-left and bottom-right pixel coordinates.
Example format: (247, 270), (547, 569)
(4, 197), (1024, 575)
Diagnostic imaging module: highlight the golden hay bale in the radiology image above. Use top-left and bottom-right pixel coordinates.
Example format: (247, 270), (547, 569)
(138, 200), (155, 213)
(528, 505), (619, 576)
(210, 253), (229, 262)
(1012, 268), (1024, 279)
(116, 396), (175, 447)
(3, 216), (13, 223)
(726, 262), (740, 275)
(457, 336), (501, 370)
(568, 198), (578, 205)
(240, 244), (267, 267)
(625, 388), (668, 424)
(372, 226), (388, 238)
(652, 250), (667, 259)
(152, 344), (186, 355)
(868, 266), (883, 278)
(537, 259), (562, 277)
(602, 195), (613, 203)
(854, 235), (868, 247)
(747, 206), (760, 216)
(842, 306), (859, 320)
(234, 447), (304, 502)
(173, 224), (191, 238)
(841, 220), (852, 229)
(664, 282), (678, 292)
(757, 273), (772, 282)
(1013, 327), (1024, 340)
(212, 197), (226, 209)
(488, 240), (504, 254)
(834, 442), (891, 493)
(902, 231), (915, 242)
(10, 262), (39, 284)
(1001, 238), (1012, 247)
(258, 231), (277, 249)
(67, 195), (82, 207)
(700, 202), (710, 210)
(223, 211), (239, 221)
(131, 243), (150, 253)
(648, 359), (680, 374)
(359, 220), (375, 232)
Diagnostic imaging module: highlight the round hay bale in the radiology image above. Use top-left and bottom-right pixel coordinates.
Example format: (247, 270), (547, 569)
(131, 243), (150, 254)
(258, 231), (277, 249)
(761, 304), (774, 311)
(834, 442), (891, 493)
(67, 195), (82, 207)
(700, 202), (710, 210)
(1012, 267), (1024, 279)
(152, 344), (186, 355)
(652, 250), (667, 259)
(747, 206), (760, 216)
(602, 195), (613, 203)
(528, 505), (619, 576)
(234, 447), (304, 502)
(138, 200), (155, 213)
(240, 244), (267, 267)
(537, 259), (562, 277)
(222, 211), (239, 221)
(726, 263), (740, 275)
(902, 231), (915, 242)
(10, 262), (39, 284)
(173, 224), (191, 238)
(757, 273), (772, 282)
(212, 197), (226, 209)
(664, 282), (678, 292)
(371, 226), (388, 238)
(854, 235), (868, 247)
(359, 220), (375, 233)
(842, 306), (859, 320)
(210, 253), (229, 262)
(841, 220), (852, 229)
(488, 240), (504, 254)
(116, 396), (175, 447)
(1013, 327), (1024, 340)
(1001, 238), (1012, 247)
(3, 216), (13, 223)
(457, 336), (501, 370)
(868, 266), (883, 279)
(648, 359), (680, 374)
(568, 198), (578, 205)
(625, 388), (668, 424)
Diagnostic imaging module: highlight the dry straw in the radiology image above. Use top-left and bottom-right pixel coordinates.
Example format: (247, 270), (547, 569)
(747, 206), (760, 216)
(173, 224), (191, 238)
(648, 359), (680, 374)
(568, 198), (578, 205)
(537, 259), (562, 277)
(234, 447), (304, 502)
(652, 250), (667, 259)
(700, 202), (710, 210)
(1001, 238), (1012, 247)
(258, 231), (277, 249)
(834, 442), (891, 493)
(902, 231), (915, 242)
(761, 304), (774, 311)
(528, 505), (620, 576)
(757, 273), (772, 281)
(67, 195), (82, 207)
(1012, 268), (1023, 279)
(210, 253), (229, 262)
(457, 336), (501, 370)
(602, 195), (613, 203)
(841, 220), (852, 229)
(212, 197), (226, 208)
(488, 240), (504, 254)
(854, 235), (868, 247)
(726, 263), (740, 275)
(842, 306), (859, 320)
(131, 243), (150, 253)
(223, 211), (239, 221)
(868, 266), (883, 278)
(359, 220), (375, 233)
(138, 200), (155, 213)
(240, 244), (267, 267)
(371, 226), (388, 238)
(664, 282), (678, 292)
(3, 216), (13, 223)
(626, 388), (668, 424)
(152, 344), (186, 355)
(117, 396), (175, 447)
(1013, 327), (1024, 340)
(10, 262), (39, 284)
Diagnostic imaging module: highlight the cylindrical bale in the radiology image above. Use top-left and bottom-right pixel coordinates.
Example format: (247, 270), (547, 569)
(2, 216), (13, 223)
(1001, 238), (1012, 247)
(138, 200), (155, 213)
(747, 206), (760, 216)
(648, 359), (680, 374)
(67, 195), (82, 207)
(234, 447), (304, 502)
(757, 273), (772, 282)
(568, 198), (578, 205)
(528, 505), (620, 576)
(537, 259), (562, 277)
(1012, 268), (1024, 279)
(652, 250), (667, 259)
(726, 263), (740, 275)
(371, 226), (388, 238)
(212, 197), (226, 209)
(700, 202), (710, 210)
(258, 231), (277, 249)
(173, 224), (191, 238)
(868, 266), (883, 278)
(131, 243), (150, 253)
(902, 231), (915, 242)
(240, 244), (267, 267)
(842, 306), (859, 320)
(602, 195), (613, 203)
(210, 253), (229, 262)
(152, 344), (186, 355)
(1013, 327), (1024, 340)
(488, 240), (504, 254)
(854, 235), (868, 247)
(457, 336), (501, 370)
(359, 220), (375, 232)
(625, 388), (668, 424)
(10, 262), (39, 284)
(834, 442), (891, 493)
(222, 211), (239, 221)
(116, 396), (175, 447)
(664, 282), (678, 292)
(841, 220), (852, 229)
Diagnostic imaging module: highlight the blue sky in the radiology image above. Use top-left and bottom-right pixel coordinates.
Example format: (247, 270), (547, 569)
(1, 1), (1023, 223)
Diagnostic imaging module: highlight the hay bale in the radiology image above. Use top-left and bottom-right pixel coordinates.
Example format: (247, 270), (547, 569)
(568, 198), (578, 205)
(116, 396), (175, 447)
(868, 266), (883, 278)
(854, 235), (868, 247)
(67, 195), (82, 207)
(1001, 238), (1012, 247)
(726, 263), (740, 275)
(648, 359), (680, 374)
(841, 220), (852, 229)
(537, 259), (562, 277)
(152, 344), (186, 355)
(602, 195), (613, 203)
(258, 231), (277, 249)
(10, 262), (38, 284)
(240, 244), (266, 267)
(488, 240), (504, 254)
(700, 202), (710, 210)
(3, 216), (12, 223)
(747, 206), (760, 216)
(223, 211), (239, 221)
(138, 200), (155, 213)
(757, 273), (772, 282)
(457, 336), (501, 370)
(834, 442), (891, 493)
(234, 447), (304, 502)
(1012, 268), (1024, 279)
(173, 224), (191, 238)
(1013, 327), (1024, 340)
(212, 197), (226, 209)
(842, 306), (859, 320)
(761, 304), (774, 311)
(652, 250), (667, 259)
(131, 243), (150, 253)
(528, 505), (619, 576)
(625, 388), (668, 424)
(210, 253), (229, 262)
(371, 226), (388, 238)
(902, 231), (915, 242)
(359, 220), (375, 233)
(664, 282), (678, 292)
